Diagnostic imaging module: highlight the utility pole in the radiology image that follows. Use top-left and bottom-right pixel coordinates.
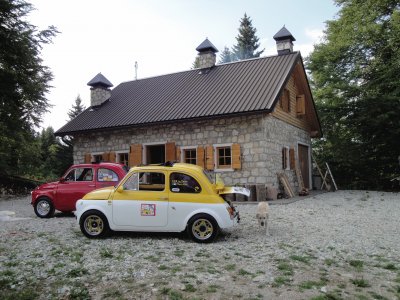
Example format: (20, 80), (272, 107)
(134, 61), (138, 80)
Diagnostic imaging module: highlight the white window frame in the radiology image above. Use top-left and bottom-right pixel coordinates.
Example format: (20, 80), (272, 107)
(116, 150), (129, 166)
(180, 146), (197, 165)
(91, 152), (103, 163)
(142, 141), (167, 165)
(213, 143), (234, 172)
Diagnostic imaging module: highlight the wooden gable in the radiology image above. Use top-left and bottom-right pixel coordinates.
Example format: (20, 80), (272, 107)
(272, 61), (322, 137)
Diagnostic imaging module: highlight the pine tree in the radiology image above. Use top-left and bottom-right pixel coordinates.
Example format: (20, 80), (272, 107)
(67, 95), (86, 120)
(218, 46), (234, 64)
(192, 57), (200, 69)
(58, 95), (87, 174)
(232, 13), (264, 60)
(0, 0), (57, 175)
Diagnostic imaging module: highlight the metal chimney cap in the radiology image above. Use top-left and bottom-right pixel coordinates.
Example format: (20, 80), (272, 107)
(196, 38), (219, 53)
(273, 26), (296, 42)
(87, 73), (113, 88)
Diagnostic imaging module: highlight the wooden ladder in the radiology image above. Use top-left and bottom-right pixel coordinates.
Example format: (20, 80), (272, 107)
(314, 159), (338, 191)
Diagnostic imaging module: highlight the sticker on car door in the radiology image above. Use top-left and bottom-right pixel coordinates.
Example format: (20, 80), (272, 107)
(141, 204), (156, 216)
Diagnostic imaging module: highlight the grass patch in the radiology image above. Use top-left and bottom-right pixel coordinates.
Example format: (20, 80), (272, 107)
(69, 283), (90, 300)
(1, 288), (39, 300)
(158, 265), (168, 271)
(368, 291), (388, 300)
(99, 248), (113, 258)
(310, 293), (342, 300)
(383, 263), (397, 270)
(290, 255), (311, 264)
(298, 280), (326, 291)
(349, 260), (364, 270)
(144, 255), (159, 263)
(102, 287), (123, 299)
(272, 276), (291, 287)
(67, 267), (88, 278)
(224, 264), (236, 271)
(170, 266), (182, 274)
(324, 258), (336, 266)
(206, 284), (220, 293)
(238, 269), (252, 276)
(277, 261), (294, 276)
(159, 288), (184, 300)
(174, 249), (184, 257)
(351, 278), (370, 288)
(183, 283), (196, 292)
(196, 250), (210, 258)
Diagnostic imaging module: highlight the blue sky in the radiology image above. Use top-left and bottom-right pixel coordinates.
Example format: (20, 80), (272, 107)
(29, 0), (339, 131)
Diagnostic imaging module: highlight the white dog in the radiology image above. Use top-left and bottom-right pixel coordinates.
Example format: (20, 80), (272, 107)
(256, 201), (269, 235)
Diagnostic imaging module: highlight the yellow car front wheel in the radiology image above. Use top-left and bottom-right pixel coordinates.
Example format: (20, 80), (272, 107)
(187, 214), (219, 243)
(80, 210), (109, 238)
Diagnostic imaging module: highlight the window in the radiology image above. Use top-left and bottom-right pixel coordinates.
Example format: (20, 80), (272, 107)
(98, 168), (119, 182)
(123, 172), (165, 191)
(170, 173), (201, 193)
(217, 146), (232, 169)
(282, 147), (290, 170)
(280, 89), (291, 113)
(65, 168), (93, 182)
(183, 148), (197, 165)
(92, 154), (103, 163)
(117, 152), (129, 167)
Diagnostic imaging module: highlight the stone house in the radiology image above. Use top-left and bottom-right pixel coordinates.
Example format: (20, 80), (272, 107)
(55, 27), (322, 194)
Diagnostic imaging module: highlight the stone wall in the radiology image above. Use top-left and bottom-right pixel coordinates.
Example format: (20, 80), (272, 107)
(73, 113), (311, 190)
(197, 51), (216, 69)
(90, 87), (111, 107)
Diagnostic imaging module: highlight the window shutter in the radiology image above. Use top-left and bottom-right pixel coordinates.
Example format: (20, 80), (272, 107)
(102, 152), (109, 162)
(175, 146), (181, 162)
(289, 148), (295, 170)
(165, 142), (176, 162)
(296, 94), (305, 116)
(232, 143), (241, 169)
(84, 153), (92, 163)
(196, 146), (205, 168)
(109, 151), (116, 162)
(129, 144), (142, 167)
(205, 145), (214, 170)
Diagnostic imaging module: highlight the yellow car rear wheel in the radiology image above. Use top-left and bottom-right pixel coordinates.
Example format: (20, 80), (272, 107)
(187, 214), (219, 243)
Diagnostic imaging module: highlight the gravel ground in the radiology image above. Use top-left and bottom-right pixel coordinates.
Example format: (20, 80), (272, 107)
(0, 190), (400, 300)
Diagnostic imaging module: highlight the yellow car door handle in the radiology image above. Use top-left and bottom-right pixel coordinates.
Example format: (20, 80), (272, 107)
(158, 197), (168, 201)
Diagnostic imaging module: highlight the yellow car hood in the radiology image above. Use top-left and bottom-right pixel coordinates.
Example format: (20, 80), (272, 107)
(83, 186), (114, 200)
(219, 186), (250, 197)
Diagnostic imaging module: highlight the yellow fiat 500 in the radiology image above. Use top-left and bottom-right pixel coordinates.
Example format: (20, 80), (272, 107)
(75, 162), (249, 243)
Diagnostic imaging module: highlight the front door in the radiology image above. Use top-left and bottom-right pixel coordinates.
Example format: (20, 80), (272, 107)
(112, 171), (168, 227)
(298, 144), (310, 189)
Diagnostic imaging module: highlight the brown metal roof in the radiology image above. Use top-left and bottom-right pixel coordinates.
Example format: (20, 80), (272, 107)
(56, 52), (301, 135)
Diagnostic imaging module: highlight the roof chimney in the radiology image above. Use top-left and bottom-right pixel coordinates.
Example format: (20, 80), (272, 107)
(196, 38), (219, 69)
(87, 73), (113, 107)
(273, 26), (296, 55)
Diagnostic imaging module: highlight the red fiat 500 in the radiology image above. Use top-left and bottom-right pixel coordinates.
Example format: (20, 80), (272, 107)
(31, 163), (128, 218)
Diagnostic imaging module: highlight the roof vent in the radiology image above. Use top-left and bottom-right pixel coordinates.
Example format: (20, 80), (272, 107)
(196, 38), (219, 69)
(273, 26), (296, 55)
